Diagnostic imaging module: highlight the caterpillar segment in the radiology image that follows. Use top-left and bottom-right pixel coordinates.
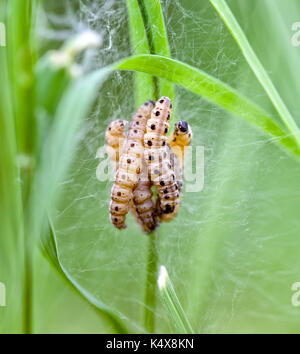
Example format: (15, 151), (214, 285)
(154, 145), (182, 222)
(144, 96), (180, 222)
(132, 159), (158, 233)
(168, 120), (193, 168)
(110, 100), (155, 229)
(105, 119), (128, 171)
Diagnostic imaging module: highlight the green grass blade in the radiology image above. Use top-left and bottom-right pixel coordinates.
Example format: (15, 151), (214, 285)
(144, 234), (158, 333)
(140, 0), (170, 58)
(7, 0), (36, 155)
(210, 0), (300, 147)
(40, 218), (129, 334)
(138, 0), (175, 126)
(7, 0), (37, 333)
(0, 29), (24, 332)
(126, 0), (154, 106)
(115, 54), (300, 158)
(158, 266), (194, 334)
(139, 0), (173, 95)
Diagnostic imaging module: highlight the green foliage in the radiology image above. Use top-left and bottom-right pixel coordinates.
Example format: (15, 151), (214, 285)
(41, 219), (129, 333)
(2, 0), (300, 334)
(210, 0), (300, 147)
(0, 22), (24, 333)
(116, 54), (300, 158)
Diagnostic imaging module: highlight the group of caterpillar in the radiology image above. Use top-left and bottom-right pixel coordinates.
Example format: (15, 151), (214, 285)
(104, 97), (192, 233)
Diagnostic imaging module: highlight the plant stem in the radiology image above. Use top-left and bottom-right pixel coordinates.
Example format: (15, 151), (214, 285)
(7, 0), (36, 333)
(138, 0), (175, 127)
(126, 0), (161, 333)
(23, 161), (35, 334)
(24, 245), (33, 333)
(126, 0), (154, 105)
(144, 233), (158, 333)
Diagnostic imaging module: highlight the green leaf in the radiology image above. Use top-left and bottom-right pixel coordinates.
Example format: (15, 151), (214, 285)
(210, 0), (300, 147)
(115, 54), (300, 158)
(41, 218), (129, 334)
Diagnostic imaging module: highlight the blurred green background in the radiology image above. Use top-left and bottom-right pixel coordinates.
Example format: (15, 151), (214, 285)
(1, 0), (300, 333)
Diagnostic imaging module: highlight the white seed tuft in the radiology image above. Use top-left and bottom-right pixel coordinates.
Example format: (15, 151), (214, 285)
(158, 265), (168, 290)
(67, 30), (102, 56)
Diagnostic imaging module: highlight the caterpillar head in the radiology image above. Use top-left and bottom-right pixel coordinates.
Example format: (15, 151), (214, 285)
(107, 119), (128, 135)
(145, 100), (155, 106)
(174, 120), (192, 144)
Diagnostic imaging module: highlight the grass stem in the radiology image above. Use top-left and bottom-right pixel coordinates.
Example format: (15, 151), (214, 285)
(23, 245), (33, 333)
(126, 0), (160, 334)
(138, 0), (175, 126)
(144, 234), (158, 333)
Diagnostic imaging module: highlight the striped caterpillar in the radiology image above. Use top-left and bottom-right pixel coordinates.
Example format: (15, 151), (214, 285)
(144, 96), (181, 221)
(155, 120), (193, 221)
(109, 101), (156, 230)
(168, 120), (193, 169)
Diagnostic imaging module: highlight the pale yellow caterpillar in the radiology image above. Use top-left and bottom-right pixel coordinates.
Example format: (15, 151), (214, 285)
(168, 120), (193, 168)
(144, 96), (181, 221)
(110, 100), (155, 229)
(105, 119), (128, 170)
(156, 120), (193, 221)
(105, 117), (158, 233)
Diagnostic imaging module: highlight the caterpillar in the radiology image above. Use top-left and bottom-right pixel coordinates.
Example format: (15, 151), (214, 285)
(144, 96), (181, 222)
(155, 120), (193, 221)
(110, 100), (155, 229)
(105, 117), (158, 233)
(105, 119), (128, 171)
(168, 120), (193, 168)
